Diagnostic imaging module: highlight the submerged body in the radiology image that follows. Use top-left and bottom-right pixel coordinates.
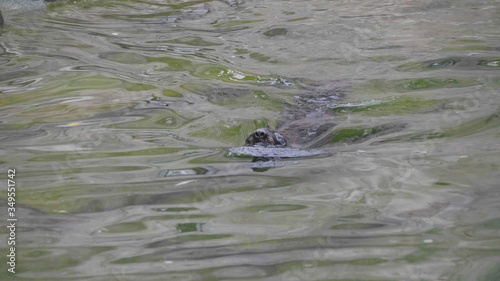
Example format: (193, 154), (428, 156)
(229, 145), (328, 158)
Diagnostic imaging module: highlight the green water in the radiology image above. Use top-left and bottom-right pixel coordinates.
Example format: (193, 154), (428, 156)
(0, 0), (499, 280)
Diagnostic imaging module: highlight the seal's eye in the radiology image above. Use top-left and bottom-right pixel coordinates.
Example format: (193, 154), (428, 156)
(254, 130), (266, 139)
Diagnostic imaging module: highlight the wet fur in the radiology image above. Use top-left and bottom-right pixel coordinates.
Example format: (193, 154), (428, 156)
(245, 128), (288, 147)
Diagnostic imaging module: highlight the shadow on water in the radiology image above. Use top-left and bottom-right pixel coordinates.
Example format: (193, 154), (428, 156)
(0, 0), (500, 280)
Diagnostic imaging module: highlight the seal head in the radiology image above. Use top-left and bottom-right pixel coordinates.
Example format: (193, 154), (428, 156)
(245, 128), (288, 147)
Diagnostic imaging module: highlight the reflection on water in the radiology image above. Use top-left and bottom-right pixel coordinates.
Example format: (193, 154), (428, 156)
(1, 0), (499, 280)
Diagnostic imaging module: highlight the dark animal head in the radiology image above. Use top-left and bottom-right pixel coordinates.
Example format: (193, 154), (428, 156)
(245, 128), (287, 147)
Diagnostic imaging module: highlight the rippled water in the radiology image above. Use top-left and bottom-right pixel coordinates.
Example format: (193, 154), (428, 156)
(1, 0), (499, 280)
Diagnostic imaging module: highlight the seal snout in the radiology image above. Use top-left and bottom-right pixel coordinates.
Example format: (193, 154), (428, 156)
(254, 129), (268, 141)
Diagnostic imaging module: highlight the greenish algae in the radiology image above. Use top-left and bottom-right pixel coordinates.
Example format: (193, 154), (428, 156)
(145, 214), (212, 221)
(264, 28), (288, 37)
(243, 204), (307, 212)
(163, 36), (223, 46)
(479, 59), (500, 67)
(152, 207), (199, 212)
(331, 128), (367, 143)
(287, 17), (309, 22)
(330, 124), (397, 143)
(434, 182), (451, 186)
(176, 223), (204, 233)
(330, 223), (384, 230)
(127, 83), (156, 91)
(162, 89), (183, 97)
(29, 147), (181, 162)
(367, 55), (405, 62)
(249, 52), (271, 62)
(333, 96), (440, 117)
(66, 74), (152, 91)
(397, 61), (432, 72)
(111, 255), (156, 264)
(193, 65), (262, 82)
(147, 56), (193, 71)
(213, 19), (264, 28)
(106, 222), (147, 233)
(164, 0), (214, 9)
(442, 45), (491, 51)
(18, 183), (193, 214)
(234, 48), (249, 55)
(226, 153), (255, 160)
(451, 38), (484, 44)
(46, 0), (109, 9)
(397, 78), (459, 90)
(0, 122), (34, 130)
(16, 183), (119, 214)
(155, 234), (232, 244)
(397, 59), (456, 72)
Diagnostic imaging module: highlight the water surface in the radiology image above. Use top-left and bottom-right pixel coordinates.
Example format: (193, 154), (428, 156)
(0, 0), (499, 280)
